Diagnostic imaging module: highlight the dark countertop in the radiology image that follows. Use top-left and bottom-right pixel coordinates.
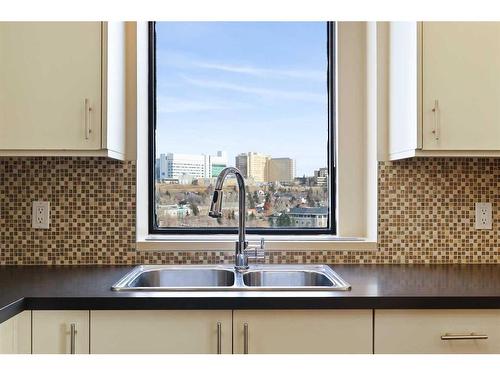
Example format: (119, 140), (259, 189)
(2, 264), (500, 323)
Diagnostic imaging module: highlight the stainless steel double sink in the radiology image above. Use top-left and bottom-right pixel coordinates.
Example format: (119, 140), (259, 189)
(112, 264), (350, 291)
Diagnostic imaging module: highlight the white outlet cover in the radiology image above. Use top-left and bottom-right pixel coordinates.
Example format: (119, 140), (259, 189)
(32, 201), (50, 229)
(475, 202), (492, 230)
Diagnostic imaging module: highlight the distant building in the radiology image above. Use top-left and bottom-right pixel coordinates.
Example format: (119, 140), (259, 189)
(294, 176), (315, 186)
(210, 151), (228, 177)
(157, 204), (191, 219)
(161, 178), (179, 185)
(178, 174), (194, 185)
(163, 153), (205, 179)
(235, 153), (248, 178)
(288, 206), (329, 227)
(314, 167), (329, 186)
(236, 152), (295, 183)
(268, 158), (295, 182)
(157, 153), (169, 180)
(235, 152), (270, 183)
(156, 151), (227, 180)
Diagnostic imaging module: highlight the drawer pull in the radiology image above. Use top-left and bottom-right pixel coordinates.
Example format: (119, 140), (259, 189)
(70, 323), (77, 354)
(243, 323), (249, 354)
(216, 322), (222, 354)
(441, 333), (488, 341)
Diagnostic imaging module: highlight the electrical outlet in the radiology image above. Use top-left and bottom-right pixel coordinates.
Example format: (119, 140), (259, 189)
(475, 202), (492, 230)
(32, 201), (50, 229)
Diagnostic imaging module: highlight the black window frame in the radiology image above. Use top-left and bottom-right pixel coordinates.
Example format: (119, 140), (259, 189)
(148, 21), (336, 236)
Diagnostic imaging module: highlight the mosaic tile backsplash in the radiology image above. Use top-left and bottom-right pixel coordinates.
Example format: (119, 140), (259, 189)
(0, 157), (499, 265)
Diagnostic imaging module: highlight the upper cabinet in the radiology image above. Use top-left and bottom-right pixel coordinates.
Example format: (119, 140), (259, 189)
(386, 22), (500, 160)
(423, 22), (500, 151)
(0, 22), (126, 160)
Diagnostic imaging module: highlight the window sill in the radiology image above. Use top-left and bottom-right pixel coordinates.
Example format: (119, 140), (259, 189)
(136, 235), (377, 251)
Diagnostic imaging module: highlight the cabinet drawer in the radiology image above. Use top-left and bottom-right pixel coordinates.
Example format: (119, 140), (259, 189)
(90, 310), (232, 354)
(375, 310), (500, 354)
(0, 311), (31, 354)
(233, 309), (373, 354)
(32, 310), (89, 354)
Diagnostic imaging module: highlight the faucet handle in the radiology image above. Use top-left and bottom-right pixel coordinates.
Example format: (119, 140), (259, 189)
(244, 238), (265, 261)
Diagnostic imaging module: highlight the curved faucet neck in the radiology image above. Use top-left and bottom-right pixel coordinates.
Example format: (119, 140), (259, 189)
(212, 167), (248, 271)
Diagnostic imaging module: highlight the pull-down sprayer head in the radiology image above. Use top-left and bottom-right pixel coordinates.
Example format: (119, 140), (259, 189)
(208, 189), (223, 218)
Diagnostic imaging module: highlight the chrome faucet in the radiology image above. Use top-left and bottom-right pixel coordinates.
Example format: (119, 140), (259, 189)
(209, 167), (265, 271)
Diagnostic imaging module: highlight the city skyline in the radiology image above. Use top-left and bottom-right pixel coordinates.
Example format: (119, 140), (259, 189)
(155, 22), (329, 177)
(156, 149), (327, 180)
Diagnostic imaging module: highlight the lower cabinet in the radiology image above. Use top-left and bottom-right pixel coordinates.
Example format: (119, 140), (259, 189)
(0, 311), (31, 354)
(233, 310), (373, 354)
(375, 310), (500, 354)
(32, 310), (90, 354)
(90, 310), (232, 354)
(9, 308), (500, 354)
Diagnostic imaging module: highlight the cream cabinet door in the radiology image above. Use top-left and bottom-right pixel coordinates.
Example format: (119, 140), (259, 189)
(0, 311), (31, 354)
(90, 310), (232, 354)
(0, 22), (102, 150)
(32, 310), (89, 354)
(375, 310), (500, 354)
(233, 310), (372, 354)
(422, 22), (500, 150)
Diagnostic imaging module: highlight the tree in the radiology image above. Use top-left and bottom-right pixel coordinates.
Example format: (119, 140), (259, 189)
(277, 213), (292, 227)
(191, 202), (199, 216)
(306, 188), (315, 207)
(247, 192), (256, 209)
(264, 192), (272, 212)
(253, 191), (259, 203)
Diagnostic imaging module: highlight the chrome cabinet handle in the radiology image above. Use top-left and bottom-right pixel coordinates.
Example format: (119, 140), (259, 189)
(70, 323), (77, 354)
(216, 322), (222, 354)
(84, 98), (92, 140)
(441, 333), (488, 341)
(243, 323), (249, 354)
(431, 99), (440, 140)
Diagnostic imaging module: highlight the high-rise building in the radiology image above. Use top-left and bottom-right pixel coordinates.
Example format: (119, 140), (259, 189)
(235, 152), (270, 183)
(236, 153), (296, 183)
(268, 158), (295, 182)
(314, 167), (328, 186)
(235, 153), (248, 178)
(157, 151), (227, 180)
(163, 153), (206, 179)
(209, 151), (227, 177)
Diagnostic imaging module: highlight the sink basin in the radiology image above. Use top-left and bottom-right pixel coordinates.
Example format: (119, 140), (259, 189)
(243, 270), (335, 288)
(242, 265), (350, 290)
(112, 265), (235, 290)
(112, 264), (350, 291)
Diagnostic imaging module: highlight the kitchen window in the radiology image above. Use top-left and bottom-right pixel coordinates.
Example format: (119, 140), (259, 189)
(148, 21), (336, 236)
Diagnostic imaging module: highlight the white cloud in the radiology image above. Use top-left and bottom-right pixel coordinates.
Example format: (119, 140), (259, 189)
(157, 96), (251, 113)
(182, 76), (326, 103)
(195, 61), (325, 82)
(156, 49), (325, 82)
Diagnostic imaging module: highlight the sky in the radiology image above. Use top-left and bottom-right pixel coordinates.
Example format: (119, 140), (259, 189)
(155, 22), (328, 177)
